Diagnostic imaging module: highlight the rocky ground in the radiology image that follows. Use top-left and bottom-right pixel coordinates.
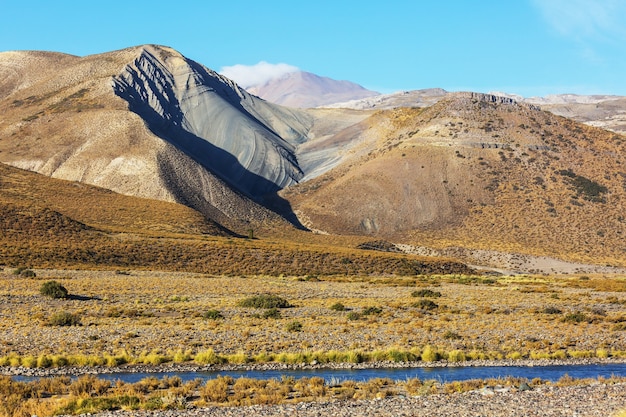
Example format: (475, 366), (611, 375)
(59, 382), (626, 417)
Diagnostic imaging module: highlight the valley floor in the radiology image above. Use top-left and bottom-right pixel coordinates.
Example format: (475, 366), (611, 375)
(1, 267), (625, 416)
(1, 268), (625, 360)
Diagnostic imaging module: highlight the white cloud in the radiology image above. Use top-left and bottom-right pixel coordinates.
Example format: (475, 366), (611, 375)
(531, 0), (626, 41)
(219, 62), (300, 88)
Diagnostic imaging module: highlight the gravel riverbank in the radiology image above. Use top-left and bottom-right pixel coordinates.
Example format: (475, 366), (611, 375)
(57, 382), (626, 417)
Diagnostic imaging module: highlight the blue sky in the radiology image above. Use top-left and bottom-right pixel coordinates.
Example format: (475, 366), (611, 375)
(2, 0), (626, 97)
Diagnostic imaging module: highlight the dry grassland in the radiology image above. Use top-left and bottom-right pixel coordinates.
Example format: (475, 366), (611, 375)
(1, 268), (625, 363)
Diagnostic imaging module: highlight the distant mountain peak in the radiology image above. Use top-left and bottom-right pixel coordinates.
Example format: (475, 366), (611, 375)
(246, 70), (379, 108)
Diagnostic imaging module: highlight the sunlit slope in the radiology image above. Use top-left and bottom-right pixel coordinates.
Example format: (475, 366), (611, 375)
(284, 93), (626, 264)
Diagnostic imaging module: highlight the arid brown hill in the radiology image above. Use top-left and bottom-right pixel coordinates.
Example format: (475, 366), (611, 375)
(283, 92), (626, 265)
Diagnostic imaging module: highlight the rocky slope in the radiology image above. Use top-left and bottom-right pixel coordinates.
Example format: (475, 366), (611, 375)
(328, 89), (626, 134)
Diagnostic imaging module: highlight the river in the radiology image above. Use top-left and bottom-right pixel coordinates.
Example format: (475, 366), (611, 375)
(15, 362), (626, 384)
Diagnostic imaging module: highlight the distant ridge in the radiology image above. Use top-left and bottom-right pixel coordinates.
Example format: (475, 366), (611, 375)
(246, 71), (379, 108)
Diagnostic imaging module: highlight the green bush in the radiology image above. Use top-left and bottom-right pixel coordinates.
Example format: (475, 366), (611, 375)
(286, 321), (303, 332)
(203, 309), (224, 320)
(412, 299), (439, 310)
(47, 311), (81, 326)
(562, 311), (589, 324)
(330, 302), (346, 311)
(262, 308), (281, 319)
(40, 280), (69, 299)
(347, 312), (361, 321)
(12, 266), (35, 277)
(362, 306), (383, 316)
(411, 289), (442, 298)
(238, 294), (291, 309)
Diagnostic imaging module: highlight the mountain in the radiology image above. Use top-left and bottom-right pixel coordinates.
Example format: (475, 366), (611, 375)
(327, 89), (626, 135)
(525, 95), (626, 134)
(2, 45), (626, 269)
(246, 71), (379, 108)
(325, 88), (448, 110)
(282, 92), (626, 265)
(0, 45), (318, 234)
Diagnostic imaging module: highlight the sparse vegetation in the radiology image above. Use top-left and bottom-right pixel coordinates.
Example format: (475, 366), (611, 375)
(562, 311), (589, 324)
(411, 289), (441, 298)
(0, 369), (620, 416)
(330, 302), (346, 311)
(47, 311), (81, 326)
(286, 320), (303, 332)
(558, 169), (608, 203)
(3, 60), (626, 417)
(412, 299), (439, 310)
(261, 308), (281, 319)
(361, 306), (383, 316)
(238, 294), (292, 309)
(203, 309), (224, 320)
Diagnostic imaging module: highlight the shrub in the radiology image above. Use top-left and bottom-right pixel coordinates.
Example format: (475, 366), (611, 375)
(69, 374), (111, 396)
(362, 306), (383, 316)
(47, 311), (80, 326)
(262, 308), (281, 319)
(562, 312), (589, 324)
(194, 349), (224, 365)
(330, 302), (346, 311)
(447, 349), (466, 362)
(506, 351), (523, 360)
(238, 294), (291, 309)
(201, 376), (231, 402)
(203, 309), (224, 320)
(347, 312), (361, 321)
(596, 348), (609, 358)
(286, 321), (303, 332)
(421, 345), (439, 362)
(12, 267), (36, 277)
(412, 299), (439, 310)
(542, 306), (562, 314)
(39, 280), (68, 299)
(411, 289), (442, 298)
(443, 330), (462, 340)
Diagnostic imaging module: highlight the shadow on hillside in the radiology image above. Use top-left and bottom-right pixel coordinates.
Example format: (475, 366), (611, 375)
(260, 193), (308, 231)
(112, 65), (307, 232)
